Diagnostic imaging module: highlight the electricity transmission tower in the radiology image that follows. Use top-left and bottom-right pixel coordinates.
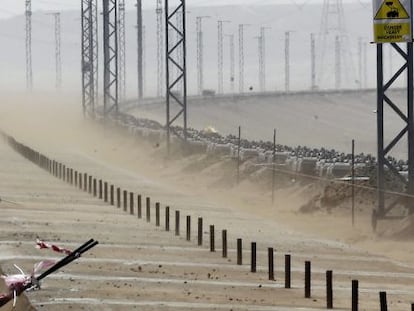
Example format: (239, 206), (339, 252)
(196, 16), (209, 95)
(238, 24), (249, 93)
(156, 0), (164, 97)
(118, 0), (126, 102)
(47, 12), (62, 90)
(136, 0), (143, 100)
(217, 20), (230, 94)
(165, 0), (187, 152)
(102, 0), (118, 116)
(225, 34), (235, 94)
(318, 0), (353, 89)
(25, 0), (33, 91)
(81, 0), (98, 116)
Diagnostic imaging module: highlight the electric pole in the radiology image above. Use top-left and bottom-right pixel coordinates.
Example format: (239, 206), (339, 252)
(335, 35), (341, 89)
(47, 12), (62, 90)
(225, 34), (235, 94)
(156, 0), (164, 97)
(285, 31), (292, 92)
(196, 16), (209, 95)
(136, 0), (143, 100)
(258, 27), (269, 92)
(238, 24), (249, 93)
(217, 20), (230, 94)
(25, 0), (33, 91)
(358, 37), (362, 89)
(143, 25), (146, 95)
(311, 33), (316, 90)
(363, 40), (367, 88)
(118, 0), (126, 102)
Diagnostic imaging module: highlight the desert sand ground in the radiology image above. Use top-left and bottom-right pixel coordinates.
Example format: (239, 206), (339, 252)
(0, 93), (414, 310)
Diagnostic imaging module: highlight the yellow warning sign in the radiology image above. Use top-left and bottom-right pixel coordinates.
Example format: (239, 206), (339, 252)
(374, 0), (409, 20)
(374, 22), (411, 42)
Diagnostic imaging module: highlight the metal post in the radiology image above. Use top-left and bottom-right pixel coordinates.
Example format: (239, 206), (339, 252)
(272, 128), (276, 204)
(376, 43), (385, 218)
(285, 254), (291, 288)
(251, 242), (256, 272)
(352, 139), (355, 226)
(197, 217), (203, 245)
(237, 238), (242, 265)
(326, 270), (333, 309)
(352, 280), (358, 311)
(222, 230), (227, 258)
(237, 126), (241, 184)
(305, 261), (311, 298)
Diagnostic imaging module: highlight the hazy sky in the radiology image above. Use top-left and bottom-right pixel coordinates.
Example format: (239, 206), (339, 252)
(0, 0), (369, 19)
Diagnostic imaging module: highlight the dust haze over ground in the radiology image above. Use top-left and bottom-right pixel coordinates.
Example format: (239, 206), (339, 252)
(1, 92), (414, 310)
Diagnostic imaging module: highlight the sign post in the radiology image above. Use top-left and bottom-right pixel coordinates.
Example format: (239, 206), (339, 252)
(373, 0), (412, 42)
(373, 0), (414, 230)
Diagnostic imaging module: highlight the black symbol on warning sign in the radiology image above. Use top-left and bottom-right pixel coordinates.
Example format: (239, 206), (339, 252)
(386, 1), (399, 18)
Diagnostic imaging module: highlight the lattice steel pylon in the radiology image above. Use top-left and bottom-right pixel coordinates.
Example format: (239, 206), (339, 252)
(374, 41), (414, 229)
(118, 0), (126, 102)
(136, 0), (143, 100)
(81, 0), (98, 116)
(318, 0), (354, 89)
(196, 16), (209, 95)
(25, 0), (33, 91)
(217, 20), (230, 95)
(47, 12), (62, 90)
(165, 0), (187, 152)
(102, 0), (118, 116)
(226, 34), (235, 94)
(156, 0), (164, 98)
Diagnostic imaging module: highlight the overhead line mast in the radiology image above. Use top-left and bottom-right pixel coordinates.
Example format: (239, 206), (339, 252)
(25, 0), (33, 91)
